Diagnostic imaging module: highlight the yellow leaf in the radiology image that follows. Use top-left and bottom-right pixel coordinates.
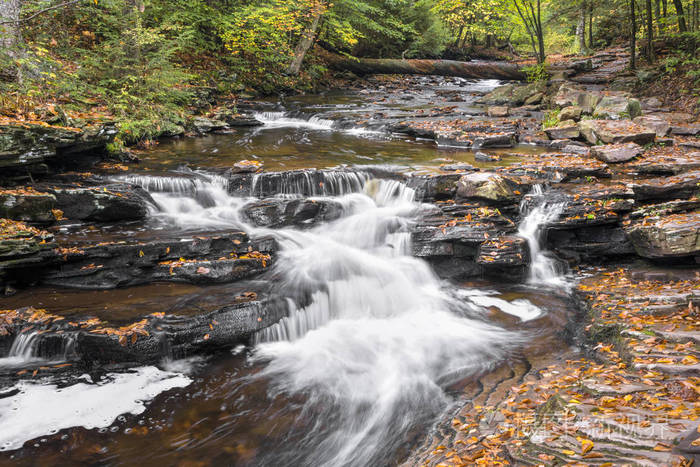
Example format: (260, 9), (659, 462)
(139, 250), (144, 257)
(561, 449), (575, 456)
(580, 438), (594, 454)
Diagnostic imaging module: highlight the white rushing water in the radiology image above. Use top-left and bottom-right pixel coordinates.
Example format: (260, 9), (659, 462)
(0, 332), (77, 369)
(518, 185), (568, 288)
(253, 112), (336, 130)
(135, 171), (531, 466)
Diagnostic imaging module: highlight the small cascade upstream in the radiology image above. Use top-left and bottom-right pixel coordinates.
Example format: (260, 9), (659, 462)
(133, 170), (539, 467)
(518, 185), (568, 288)
(0, 332), (77, 368)
(253, 111), (336, 130)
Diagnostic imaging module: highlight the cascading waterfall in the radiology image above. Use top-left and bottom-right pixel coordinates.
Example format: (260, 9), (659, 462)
(253, 111), (336, 130)
(518, 185), (568, 288)
(137, 170), (533, 466)
(0, 332), (77, 368)
(250, 170), (370, 198)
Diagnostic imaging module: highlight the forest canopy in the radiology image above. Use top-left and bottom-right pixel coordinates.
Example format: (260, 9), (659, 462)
(1, 0), (698, 143)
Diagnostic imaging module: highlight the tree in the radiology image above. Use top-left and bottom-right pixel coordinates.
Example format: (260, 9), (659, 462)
(646, 0), (654, 61)
(287, 0), (328, 75)
(576, 0), (586, 53)
(672, 0), (687, 31)
(512, 0), (545, 63)
(630, 0), (636, 69)
(0, 0), (23, 80)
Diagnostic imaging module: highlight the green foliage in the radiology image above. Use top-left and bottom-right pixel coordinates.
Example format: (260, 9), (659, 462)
(542, 109), (560, 129)
(523, 63), (550, 83)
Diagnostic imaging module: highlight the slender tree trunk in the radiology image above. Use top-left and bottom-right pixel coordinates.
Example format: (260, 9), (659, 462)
(646, 0), (655, 61)
(577, 1), (587, 53)
(630, 0), (637, 70)
(453, 25), (464, 48)
(287, 7), (322, 75)
(0, 0), (23, 81)
(588, 1), (594, 47)
(672, 0), (688, 32)
(655, 0), (664, 34)
(536, 0), (545, 63)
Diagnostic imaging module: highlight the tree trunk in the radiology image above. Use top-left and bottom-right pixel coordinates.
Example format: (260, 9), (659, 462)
(322, 52), (527, 80)
(0, 0), (23, 80)
(577, 1), (587, 53)
(588, 1), (594, 47)
(672, 0), (688, 32)
(453, 25), (464, 48)
(646, 0), (655, 61)
(286, 8), (322, 76)
(630, 0), (637, 70)
(536, 0), (546, 63)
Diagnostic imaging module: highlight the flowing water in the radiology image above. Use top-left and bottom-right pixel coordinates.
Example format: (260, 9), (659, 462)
(0, 77), (572, 466)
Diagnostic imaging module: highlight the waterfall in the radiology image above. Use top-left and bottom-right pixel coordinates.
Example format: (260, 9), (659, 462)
(253, 111), (336, 130)
(250, 169), (370, 198)
(0, 332), (77, 368)
(518, 185), (568, 288)
(131, 170), (538, 467)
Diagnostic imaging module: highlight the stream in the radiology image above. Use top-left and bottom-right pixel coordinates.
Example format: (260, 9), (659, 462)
(0, 78), (575, 466)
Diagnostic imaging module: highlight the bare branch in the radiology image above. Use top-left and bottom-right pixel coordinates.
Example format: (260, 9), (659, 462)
(0, 0), (82, 25)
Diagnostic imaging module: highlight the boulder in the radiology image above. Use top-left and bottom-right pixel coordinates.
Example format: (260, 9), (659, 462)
(579, 120), (656, 145)
(456, 172), (517, 204)
(440, 163), (478, 172)
(191, 117), (228, 134)
(670, 124), (700, 136)
(559, 106), (583, 122)
(243, 198), (344, 228)
(524, 92), (544, 106)
(232, 160), (263, 174)
(0, 122), (116, 174)
(545, 120), (580, 140)
(487, 106), (509, 117)
(478, 82), (544, 106)
(633, 115), (671, 137)
(407, 174), (462, 201)
(474, 152), (501, 162)
(553, 83), (602, 113)
(590, 143), (643, 163)
(0, 220), (56, 286)
(593, 96), (642, 120)
(0, 190), (57, 223)
(46, 184), (154, 222)
(626, 212), (700, 259)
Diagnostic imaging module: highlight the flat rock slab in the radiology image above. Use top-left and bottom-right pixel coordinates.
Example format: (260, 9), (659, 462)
(591, 142), (643, 163)
(579, 119), (656, 145)
(0, 189), (57, 224)
(628, 170), (700, 201)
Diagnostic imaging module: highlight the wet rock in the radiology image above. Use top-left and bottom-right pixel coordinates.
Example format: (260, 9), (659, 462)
(0, 190), (57, 224)
(42, 233), (276, 289)
(523, 92), (544, 106)
(544, 120), (580, 140)
(559, 106), (583, 122)
(479, 82), (544, 106)
(579, 119), (656, 145)
(593, 96), (642, 120)
(630, 199), (700, 219)
(231, 160), (263, 174)
(456, 172), (517, 204)
(562, 144), (590, 156)
(487, 106), (509, 117)
(407, 174), (462, 201)
(0, 122), (116, 176)
(633, 115), (671, 137)
(591, 142), (643, 163)
(0, 220), (56, 286)
(45, 184), (154, 222)
(477, 236), (529, 279)
(1, 298), (289, 366)
(628, 171), (700, 201)
(626, 152), (700, 175)
(213, 110), (263, 127)
(474, 152), (501, 162)
(626, 211), (700, 259)
(499, 154), (612, 182)
(191, 117), (228, 134)
(439, 162), (478, 172)
(549, 225), (635, 261)
(243, 198), (344, 228)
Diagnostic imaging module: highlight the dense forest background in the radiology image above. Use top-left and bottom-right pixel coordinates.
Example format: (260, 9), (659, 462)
(1, 0), (698, 144)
